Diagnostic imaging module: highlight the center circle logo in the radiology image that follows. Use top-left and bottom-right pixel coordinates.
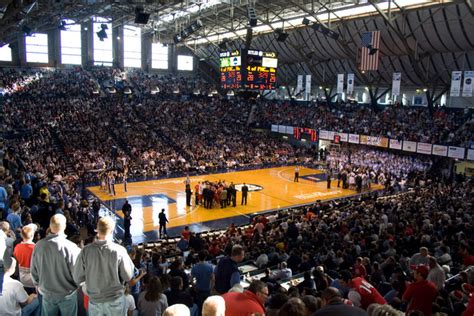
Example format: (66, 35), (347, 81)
(234, 184), (263, 192)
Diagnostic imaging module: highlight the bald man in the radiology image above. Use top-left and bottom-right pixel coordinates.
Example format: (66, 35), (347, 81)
(202, 296), (226, 316)
(31, 214), (81, 316)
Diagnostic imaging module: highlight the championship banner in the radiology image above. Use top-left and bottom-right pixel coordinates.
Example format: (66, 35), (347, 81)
(349, 134), (360, 144)
(328, 131), (335, 141)
(432, 145), (448, 157)
(296, 75), (304, 95)
(278, 125), (286, 133)
(347, 73), (354, 95)
(337, 74), (344, 94)
(335, 133), (348, 142)
(319, 130), (329, 140)
(392, 72), (401, 97)
(305, 75), (312, 100)
(402, 141), (417, 152)
(448, 146), (465, 159)
(467, 149), (474, 161)
(359, 135), (368, 145)
(462, 71), (474, 97)
(285, 126), (294, 135)
(379, 137), (389, 148)
(366, 136), (379, 146)
(271, 124), (278, 132)
(450, 71), (462, 97)
(389, 139), (402, 150)
(417, 142), (432, 155)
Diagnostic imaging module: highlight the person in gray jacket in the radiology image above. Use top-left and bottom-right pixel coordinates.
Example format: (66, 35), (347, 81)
(0, 221), (13, 295)
(30, 214), (81, 316)
(74, 216), (135, 315)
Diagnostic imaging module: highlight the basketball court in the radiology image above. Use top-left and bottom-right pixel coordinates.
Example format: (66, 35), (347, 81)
(87, 166), (383, 242)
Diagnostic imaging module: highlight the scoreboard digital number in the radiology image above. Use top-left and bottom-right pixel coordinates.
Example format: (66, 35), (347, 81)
(245, 50), (278, 90)
(220, 51), (242, 89)
(219, 49), (278, 91)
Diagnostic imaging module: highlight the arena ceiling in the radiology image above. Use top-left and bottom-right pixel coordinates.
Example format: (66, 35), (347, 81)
(0, 0), (473, 90)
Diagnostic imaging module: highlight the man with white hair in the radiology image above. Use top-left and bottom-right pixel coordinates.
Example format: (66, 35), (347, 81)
(409, 247), (430, 267)
(163, 303), (190, 316)
(73, 216), (135, 315)
(202, 295), (226, 316)
(31, 214), (81, 316)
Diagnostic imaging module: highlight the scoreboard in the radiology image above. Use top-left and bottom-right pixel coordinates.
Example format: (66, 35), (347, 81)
(220, 49), (278, 90)
(220, 50), (242, 89)
(245, 50), (278, 90)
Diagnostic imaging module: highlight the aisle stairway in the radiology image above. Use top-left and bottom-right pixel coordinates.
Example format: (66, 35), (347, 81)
(50, 127), (76, 175)
(131, 104), (194, 163)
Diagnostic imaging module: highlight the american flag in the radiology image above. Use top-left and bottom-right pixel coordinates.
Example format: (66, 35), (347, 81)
(359, 31), (380, 71)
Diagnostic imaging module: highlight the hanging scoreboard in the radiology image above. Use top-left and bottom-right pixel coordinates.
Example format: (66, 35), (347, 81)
(245, 50), (278, 90)
(219, 49), (278, 90)
(220, 50), (242, 89)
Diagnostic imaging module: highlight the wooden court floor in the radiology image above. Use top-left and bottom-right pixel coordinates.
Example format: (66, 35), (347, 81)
(88, 166), (383, 238)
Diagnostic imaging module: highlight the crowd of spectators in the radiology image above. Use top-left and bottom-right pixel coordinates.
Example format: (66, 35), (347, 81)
(251, 101), (473, 147)
(0, 67), (473, 316)
(2, 68), (317, 181)
(3, 149), (472, 315)
(327, 146), (433, 193)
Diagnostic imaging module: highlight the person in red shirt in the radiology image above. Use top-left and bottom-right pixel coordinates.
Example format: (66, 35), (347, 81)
(463, 293), (474, 316)
(353, 257), (367, 278)
(459, 244), (474, 267)
(402, 265), (438, 316)
(222, 280), (267, 316)
(254, 220), (264, 237)
(339, 270), (386, 310)
(13, 224), (37, 292)
(181, 226), (191, 241)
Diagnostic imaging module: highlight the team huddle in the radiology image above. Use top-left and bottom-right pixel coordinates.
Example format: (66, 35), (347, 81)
(190, 180), (249, 209)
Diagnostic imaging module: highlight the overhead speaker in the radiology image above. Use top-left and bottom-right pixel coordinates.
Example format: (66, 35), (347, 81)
(135, 12), (150, 24)
(245, 27), (253, 49)
(247, 6), (257, 27)
(275, 28), (288, 42)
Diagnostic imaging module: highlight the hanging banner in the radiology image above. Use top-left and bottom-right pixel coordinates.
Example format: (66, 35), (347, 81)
(305, 75), (312, 100)
(328, 131), (335, 141)
(337, 74), (344, 94)
(462, 71), (474, 97)
(450, 71), (462, 97)
(379, 137), (389, 148)
(402, 141), (417, 152)
(467, 149), (474, 161)
(389, 139), (402, 150)
(319, 130), (329, 140)
(296, 75), (304, 95)
(448, 146), (465, 159)
(334, 132), (348, 142)
(285, 126), (293, 135)
(349, 134), (360, 144)
(417, 142), (432, 155)
(346, 73), (354, 95)
(392, 72), (401, 97)
(271, 124), (278, 132)
(432, 145), (448, 157)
